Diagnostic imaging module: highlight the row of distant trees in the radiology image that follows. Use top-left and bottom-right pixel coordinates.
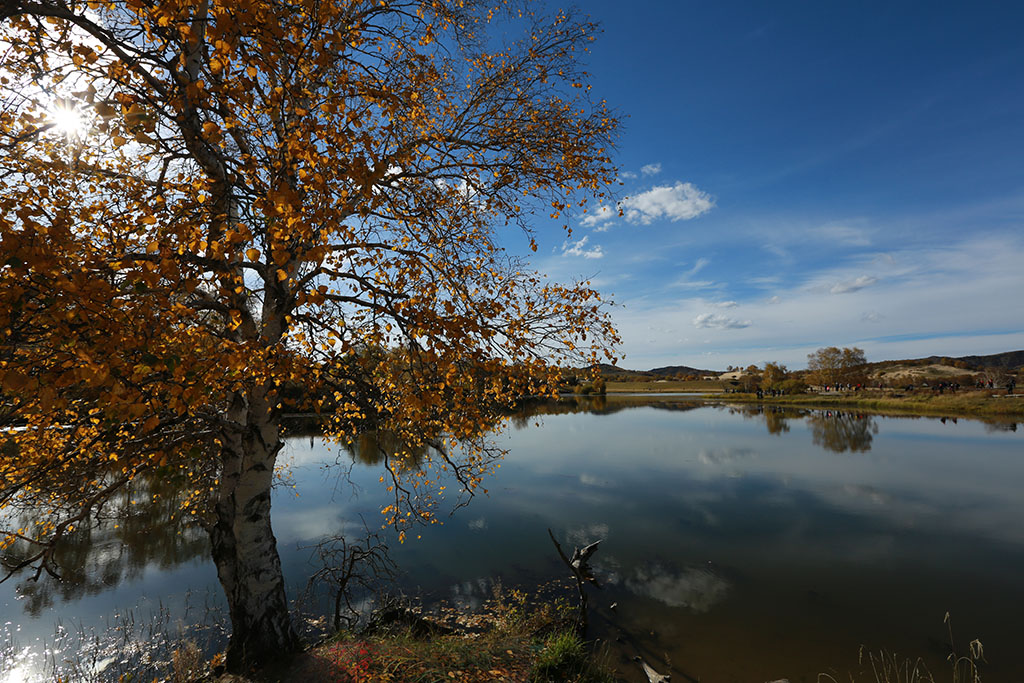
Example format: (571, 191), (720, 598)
(609, 347), (1022, 392)
(729, 347), (1021, 392)
(720, 347), (866, 392)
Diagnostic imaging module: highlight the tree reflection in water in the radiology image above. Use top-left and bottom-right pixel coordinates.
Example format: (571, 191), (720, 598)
(763, 407), (791, 435)
(728, 404), (878, 452)
(729, 404), (796, 436)
(347, 430), (429, 467)
(508, 394), (705, 429)
(1, 470), (207, 616)
(807, 411), (879, 453)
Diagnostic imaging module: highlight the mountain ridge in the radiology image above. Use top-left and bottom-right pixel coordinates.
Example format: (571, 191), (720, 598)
(593, 350), (1024, 377)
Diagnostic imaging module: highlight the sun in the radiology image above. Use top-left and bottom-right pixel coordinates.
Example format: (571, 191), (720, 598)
(49, 100), (87, 139)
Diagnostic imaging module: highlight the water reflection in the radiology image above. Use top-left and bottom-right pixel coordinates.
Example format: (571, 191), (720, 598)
(807, 411), (879, 453)
(348, 430), (429, 467)
(5, 398), (1024, 682)
(726, 404), (879, 452)
(508, 394), (703, 428)
(1, 472), (206, 616)
(697, 447), (756, 466)
(762, 407), (791, 435)
(449, 576), (496, 611)
(623, 564), (730, 613)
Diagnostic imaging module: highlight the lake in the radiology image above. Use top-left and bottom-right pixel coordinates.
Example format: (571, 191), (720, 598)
(3, 397), (1024, 682)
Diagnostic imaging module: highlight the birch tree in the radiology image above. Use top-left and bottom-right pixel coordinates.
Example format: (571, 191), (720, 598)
(0, 0), (619, 670)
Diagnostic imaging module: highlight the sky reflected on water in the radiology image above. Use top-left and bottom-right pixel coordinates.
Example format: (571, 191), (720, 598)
(3, 399), (1023, 681)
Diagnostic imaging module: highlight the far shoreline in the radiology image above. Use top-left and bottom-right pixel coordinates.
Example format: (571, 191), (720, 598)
(595, 382), (1024, 420)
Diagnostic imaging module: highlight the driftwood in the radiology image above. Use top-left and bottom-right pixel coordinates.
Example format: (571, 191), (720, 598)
(548, 530), (680, 682)
(548, 528), (601, 633)
(634, 656), (671, 682)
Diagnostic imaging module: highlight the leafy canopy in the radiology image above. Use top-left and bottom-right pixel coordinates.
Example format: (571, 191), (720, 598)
(0, 0), (620, 574)
(806, 347), (867, 387)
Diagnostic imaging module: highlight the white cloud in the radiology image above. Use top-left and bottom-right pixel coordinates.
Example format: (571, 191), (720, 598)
(667, 259), (717, 290)
(608, 234), (1024, 370)
(761, 243), (790, 259)
(686, 257), (710, 277)
(433, 176), (481, 203)
(693, 313), (751, 330)
(561, 235), (604, 259)
(621, 182), (715, 224)
(620, 170), (637, 179)
(830, 275), (878, 294)
(640, 162), (662, 176)
(672, 280), (716, 290)
(580, 204), (616, 228)
(746, 219), (874, 256)
(715, 301), (738, 308)
(818, 224), (872, 247)
(748, 276), (781, 288)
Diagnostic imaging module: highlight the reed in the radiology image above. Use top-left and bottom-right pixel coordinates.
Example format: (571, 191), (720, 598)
(818, 614), (984, 683)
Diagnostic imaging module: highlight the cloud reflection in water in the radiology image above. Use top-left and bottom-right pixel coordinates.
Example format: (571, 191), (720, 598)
(623, 564), (730, 613)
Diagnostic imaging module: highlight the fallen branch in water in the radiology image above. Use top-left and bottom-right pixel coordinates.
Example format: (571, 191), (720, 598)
(547, 528), (601, 634)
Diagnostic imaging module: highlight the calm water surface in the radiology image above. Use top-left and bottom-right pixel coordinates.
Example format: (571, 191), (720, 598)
(3, 397), (1024, 682)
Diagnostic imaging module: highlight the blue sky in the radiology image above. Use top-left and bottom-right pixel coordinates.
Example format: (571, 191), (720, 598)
(527, 0), (1024, 371)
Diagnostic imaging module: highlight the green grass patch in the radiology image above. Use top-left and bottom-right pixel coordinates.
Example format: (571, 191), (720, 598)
(531, 629), (615, 683)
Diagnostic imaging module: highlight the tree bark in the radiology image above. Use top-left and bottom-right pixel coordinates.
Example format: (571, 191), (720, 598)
(208, 392), (300, 672)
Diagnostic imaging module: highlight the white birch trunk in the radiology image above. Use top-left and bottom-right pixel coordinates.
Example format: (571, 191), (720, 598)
(209, 389), (300, 671)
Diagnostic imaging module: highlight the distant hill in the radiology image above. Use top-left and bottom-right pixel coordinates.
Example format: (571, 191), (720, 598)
(648, 365), (717, 377)
(869, 350), (1024, 372)
(590, 362), (717, 379)
(590, 349), (1024, 380)
(930, 350), (1024, 370)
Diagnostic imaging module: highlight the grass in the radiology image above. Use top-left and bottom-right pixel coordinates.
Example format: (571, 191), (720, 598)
(531, 629), (615, 683)
(248, 584), (618, 683)
(818, 615), (985, 683)
(602, 379), (1024, 419)
(704, 390), (1024, 419)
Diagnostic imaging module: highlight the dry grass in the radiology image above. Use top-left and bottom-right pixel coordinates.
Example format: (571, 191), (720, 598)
(250, 585), (617, 683)
(869, 364), (980, 383)
(708, 391), (1024, 419)
(818, 615), (985, 683)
